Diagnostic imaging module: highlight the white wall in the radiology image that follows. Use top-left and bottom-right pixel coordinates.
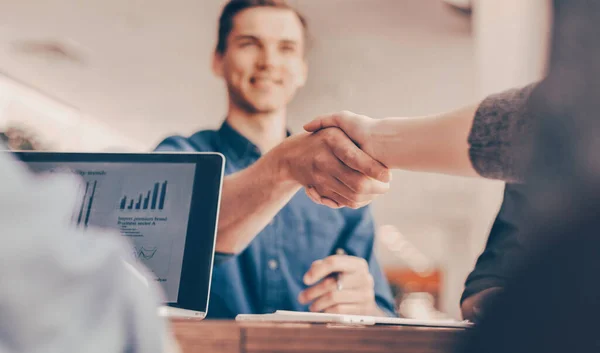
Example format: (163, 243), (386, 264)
(474, 0), (551, 95)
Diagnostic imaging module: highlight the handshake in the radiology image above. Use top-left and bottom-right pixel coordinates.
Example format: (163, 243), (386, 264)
(269, 111), (389, 209)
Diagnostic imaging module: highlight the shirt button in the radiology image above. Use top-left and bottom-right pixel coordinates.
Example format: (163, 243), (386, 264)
(268, 259), (279, 270)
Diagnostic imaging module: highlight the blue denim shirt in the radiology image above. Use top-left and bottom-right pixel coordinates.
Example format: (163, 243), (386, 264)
(155, 122), (396, 318)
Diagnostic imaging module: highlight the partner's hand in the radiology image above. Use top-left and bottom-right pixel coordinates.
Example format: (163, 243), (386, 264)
(270, 128), (390, 209)
(298, 254), (385, 316)
(461, 287), (503, 322)
(304, 111), (378, 159)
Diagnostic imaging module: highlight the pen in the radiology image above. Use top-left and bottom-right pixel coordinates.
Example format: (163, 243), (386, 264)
(334, 248), (345, 291)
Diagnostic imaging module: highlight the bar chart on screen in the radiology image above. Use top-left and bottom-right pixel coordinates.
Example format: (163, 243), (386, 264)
(119, 180), (168, 211)
(76, 180), (98, 228)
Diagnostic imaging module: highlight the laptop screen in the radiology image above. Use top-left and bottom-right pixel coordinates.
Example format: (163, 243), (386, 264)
(14, 152), (224, 314)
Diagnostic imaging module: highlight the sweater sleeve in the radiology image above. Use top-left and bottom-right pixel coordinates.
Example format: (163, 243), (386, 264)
(468, 83), (537, 182)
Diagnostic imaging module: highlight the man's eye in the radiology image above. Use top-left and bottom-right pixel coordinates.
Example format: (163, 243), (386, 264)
(239, 42), (255, 48)
(280, 45), (296, 53)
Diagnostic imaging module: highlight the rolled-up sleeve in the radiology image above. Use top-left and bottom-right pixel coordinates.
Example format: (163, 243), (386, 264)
(468, 83), (537, 182)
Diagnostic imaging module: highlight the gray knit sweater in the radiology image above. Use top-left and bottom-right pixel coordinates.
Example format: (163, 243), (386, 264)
(468, 84), (537, 182)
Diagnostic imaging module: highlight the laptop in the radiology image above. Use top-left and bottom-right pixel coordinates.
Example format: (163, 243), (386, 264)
(12, 151), (225, 319)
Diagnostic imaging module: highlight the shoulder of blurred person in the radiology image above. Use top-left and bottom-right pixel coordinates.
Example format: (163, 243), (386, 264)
(0, 148), (174, 353)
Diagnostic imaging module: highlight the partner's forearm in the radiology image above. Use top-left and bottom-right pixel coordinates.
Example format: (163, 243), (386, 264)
(370, 104), (481, 177)
(372, 84), (536, 181)
(215, 154), (301, 254)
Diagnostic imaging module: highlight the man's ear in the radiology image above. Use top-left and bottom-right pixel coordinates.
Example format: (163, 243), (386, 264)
(212, 51), (225, 78)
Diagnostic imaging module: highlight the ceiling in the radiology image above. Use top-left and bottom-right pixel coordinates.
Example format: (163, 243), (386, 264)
(0, 0), (225, 134)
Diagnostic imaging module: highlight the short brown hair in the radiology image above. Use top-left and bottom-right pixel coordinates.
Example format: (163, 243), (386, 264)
(215, 0), (308, 54)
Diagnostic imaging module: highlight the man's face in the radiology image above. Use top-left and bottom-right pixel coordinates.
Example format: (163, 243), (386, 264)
(213, 7), (308, 114)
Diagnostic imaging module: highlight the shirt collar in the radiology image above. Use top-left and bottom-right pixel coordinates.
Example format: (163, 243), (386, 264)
(217, 120), (292, 162)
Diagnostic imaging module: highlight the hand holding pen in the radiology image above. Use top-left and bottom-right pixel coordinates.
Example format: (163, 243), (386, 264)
(298, 248), (386, 316)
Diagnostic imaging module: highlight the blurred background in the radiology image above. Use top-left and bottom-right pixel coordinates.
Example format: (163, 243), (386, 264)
(0, 0), (550, 319)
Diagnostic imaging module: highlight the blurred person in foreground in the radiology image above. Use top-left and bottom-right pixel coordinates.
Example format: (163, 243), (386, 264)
(0, 148), (179, 353)
(461, 0), (600, 351)
(155, 0), (395, 318)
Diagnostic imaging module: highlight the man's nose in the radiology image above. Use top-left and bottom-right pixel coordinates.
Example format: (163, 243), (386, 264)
(256, 46), (280, 69)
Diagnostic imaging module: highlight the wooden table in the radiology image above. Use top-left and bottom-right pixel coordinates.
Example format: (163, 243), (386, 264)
(171, 319), (469, 353)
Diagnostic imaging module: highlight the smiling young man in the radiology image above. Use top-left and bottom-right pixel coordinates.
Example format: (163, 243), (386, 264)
(155, 0), (395, 318)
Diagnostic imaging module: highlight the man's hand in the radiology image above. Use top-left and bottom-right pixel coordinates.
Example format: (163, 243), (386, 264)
(269, 128), (390, 209)
(297, 254), (385, 316)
